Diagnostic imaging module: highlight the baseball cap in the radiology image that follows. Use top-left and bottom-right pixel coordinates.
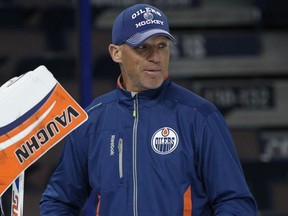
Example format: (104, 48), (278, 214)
(112, 4), (176, 47)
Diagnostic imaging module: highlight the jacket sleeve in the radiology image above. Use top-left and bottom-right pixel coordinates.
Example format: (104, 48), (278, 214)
(40, 129), (93, 215)
(197, 110), (257, 215)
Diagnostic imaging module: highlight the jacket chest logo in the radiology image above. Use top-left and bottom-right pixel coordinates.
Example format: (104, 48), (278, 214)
(151, 127), (179, 155)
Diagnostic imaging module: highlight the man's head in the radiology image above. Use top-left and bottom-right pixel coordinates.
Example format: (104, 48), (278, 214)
(112, 4), (176, 47)
(109, 4), (176, 92)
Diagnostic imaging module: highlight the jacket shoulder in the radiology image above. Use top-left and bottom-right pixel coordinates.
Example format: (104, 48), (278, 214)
(166, 82), (218, 117)
(85, 90), (117, 114)
(70, 90), (117, 136)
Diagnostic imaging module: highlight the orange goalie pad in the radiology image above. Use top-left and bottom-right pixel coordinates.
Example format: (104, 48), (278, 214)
(0, 66), (88, 196)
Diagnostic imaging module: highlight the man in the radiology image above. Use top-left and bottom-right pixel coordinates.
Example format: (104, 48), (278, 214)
(40, 4), (257, 215)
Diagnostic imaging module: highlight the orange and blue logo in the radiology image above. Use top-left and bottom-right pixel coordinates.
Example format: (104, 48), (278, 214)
(151, 127), (179, 155)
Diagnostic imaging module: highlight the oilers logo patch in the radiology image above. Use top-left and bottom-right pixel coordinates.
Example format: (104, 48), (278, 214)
(151, 127), (179, 155)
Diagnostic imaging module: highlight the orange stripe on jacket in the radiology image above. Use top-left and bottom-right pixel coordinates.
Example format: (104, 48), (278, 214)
(184, 187), (192, 216)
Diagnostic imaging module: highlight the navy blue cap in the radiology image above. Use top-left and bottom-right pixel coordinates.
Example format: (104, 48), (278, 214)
(112, 4), (176, 47)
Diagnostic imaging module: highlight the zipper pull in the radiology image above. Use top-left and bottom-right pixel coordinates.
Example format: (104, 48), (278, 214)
(133, 95), (137, 118)
(133, 109), (136, 118)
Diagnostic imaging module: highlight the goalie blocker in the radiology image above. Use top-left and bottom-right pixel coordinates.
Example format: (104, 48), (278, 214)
(0, 66), (88, 197)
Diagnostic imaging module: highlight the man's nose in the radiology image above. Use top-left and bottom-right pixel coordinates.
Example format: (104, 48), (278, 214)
(147, 48), (160, 63)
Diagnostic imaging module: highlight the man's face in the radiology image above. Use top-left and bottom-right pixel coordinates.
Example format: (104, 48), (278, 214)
(117, 35), (171, 92)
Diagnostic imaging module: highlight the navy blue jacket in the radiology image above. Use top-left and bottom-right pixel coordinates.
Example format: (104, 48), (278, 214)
(40, 77), (257, 215)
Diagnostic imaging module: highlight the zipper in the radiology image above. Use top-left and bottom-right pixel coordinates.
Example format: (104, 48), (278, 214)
(118, 138), (123, 179)
(132, 95), (139, 216)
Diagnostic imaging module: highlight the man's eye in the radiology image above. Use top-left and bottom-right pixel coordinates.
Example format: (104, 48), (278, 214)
(159, 43), (168, 48)
(135, 45), (147, 50)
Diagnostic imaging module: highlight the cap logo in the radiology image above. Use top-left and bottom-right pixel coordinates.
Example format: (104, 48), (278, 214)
(144, 8), (154, 21)
(132, 7), (164, 29)
(151, 127), (179, 155)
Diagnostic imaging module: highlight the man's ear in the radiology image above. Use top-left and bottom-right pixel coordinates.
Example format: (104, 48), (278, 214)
(108, 44), (122, 63)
